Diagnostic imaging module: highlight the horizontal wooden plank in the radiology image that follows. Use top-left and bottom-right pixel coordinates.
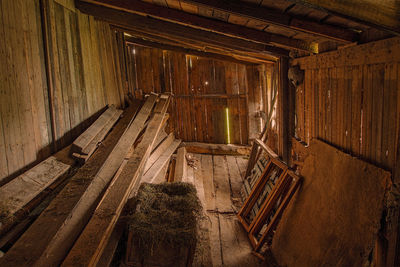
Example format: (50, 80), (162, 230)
(183, 142), (251, 155)
(0, 156), (70, 216)
(293, 37), (400, 69)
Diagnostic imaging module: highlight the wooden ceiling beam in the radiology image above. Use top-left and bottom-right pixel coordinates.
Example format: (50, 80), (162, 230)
(77, 0), (316, 53)
(181, 0), (359, 42)
(125, 35), (274, 64)
(286, 0), (400, 36)
(76, 1), (289, 57)
(117, 26), (279, 63)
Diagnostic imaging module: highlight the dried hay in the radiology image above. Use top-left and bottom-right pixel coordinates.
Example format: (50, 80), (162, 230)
(127, 182), (202, 257)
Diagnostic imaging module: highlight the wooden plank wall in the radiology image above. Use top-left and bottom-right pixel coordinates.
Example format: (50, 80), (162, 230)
(0, 0), (124, 182)
(125, 44), (273, 145)
(293, 37), (400, 171)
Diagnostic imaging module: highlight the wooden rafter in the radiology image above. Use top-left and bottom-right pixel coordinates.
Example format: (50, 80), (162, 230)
(77, 0), (317, 53)
(286, 0), (400, 36)
(118, 26), (284, 62)
(125, 35), (274, 65)
(180, 0), (359, 42)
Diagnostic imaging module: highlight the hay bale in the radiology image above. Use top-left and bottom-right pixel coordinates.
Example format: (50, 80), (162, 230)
(126, 182), (201, 267)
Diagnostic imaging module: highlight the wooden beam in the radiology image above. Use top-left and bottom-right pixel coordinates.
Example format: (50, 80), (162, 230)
(286, 0), (400, 35)
(293, 37), (400, 70)
(182, 142), (251, 155)
(125, 36), (266, 65)
(71, 105), (118, 154)
(254, 138), (279, 159)
(181, 0), (358, 42)
(145, 132), (174, 172)
(76, 2), (289, 59)
(278, 57), (291, 163)
(174, 147), (187, 182)
(79, 0), (317, 53)
(0, 102), (141, 267)
(33, 96), (157, 267)
(142, 139), (181, 183)
(121, 27), (281, 62)
(61, 113), (166, 267)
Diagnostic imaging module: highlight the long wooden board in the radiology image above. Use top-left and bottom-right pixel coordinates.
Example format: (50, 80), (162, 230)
(183, 142), (251, 155)
(0, 102), (141, 267)
(144, 132), (174, 172)
(71, 105), (117, 153)
(81, 109), (123, 156)
(0, 156), (70, 216)
(32, 96), (156, 267)
(61, 113), (166, 267)
(213, 155), (233, 213)
(141, 139), (181, 183)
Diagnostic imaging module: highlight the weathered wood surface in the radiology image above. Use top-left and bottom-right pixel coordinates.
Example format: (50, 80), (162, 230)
(0, 102), (141, 267)
(183, 142), (251, 155)
(32, 97), (155, 267)
(141, 139), (181, 183)
(174, 147), (187, 182)
(71, 105), (117, 153)
(213, 156), (233, 213)
(190, 153), (261, 266)
(80, 109), (123, 155)
(0, 0), (124, 183)
(61, 113), (165, 267)
(271, 140), (391, 267)
(294, 38), (400, 173)
(124, 44), (251, 144)
(0, 156), (70, 216)
(145, 132), (174, 171)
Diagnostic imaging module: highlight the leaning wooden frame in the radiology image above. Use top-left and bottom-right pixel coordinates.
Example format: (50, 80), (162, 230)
(237, 157), (288, 232)
(249, 170), (301, 260)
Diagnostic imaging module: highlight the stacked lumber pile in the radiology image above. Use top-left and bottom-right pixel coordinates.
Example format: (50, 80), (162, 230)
(0, 93), (183, 266)
(71, 105), (123, 163)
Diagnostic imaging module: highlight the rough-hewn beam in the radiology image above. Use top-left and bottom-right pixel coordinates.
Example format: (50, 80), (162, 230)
(76, 1), (290, 58)
(181, 0), (359, 42)
(78, 0), (316, 53)
(125, 36), (272, 64)
(287, 0), (400, 35)
(119, 26), (283, 61)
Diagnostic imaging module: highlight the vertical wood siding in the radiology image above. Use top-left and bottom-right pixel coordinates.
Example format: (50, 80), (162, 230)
(0, 0), (124, 182)
(126, 44), (264, 145)
(293, 37), (400, 171)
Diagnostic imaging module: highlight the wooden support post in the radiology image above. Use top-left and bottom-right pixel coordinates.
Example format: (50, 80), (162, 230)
(61, 113), (166, 267)
(174, 147), (187, 182)
(278, 57), (291, 163)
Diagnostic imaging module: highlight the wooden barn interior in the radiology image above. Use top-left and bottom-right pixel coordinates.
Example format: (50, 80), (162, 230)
(0, 0), (400, 266)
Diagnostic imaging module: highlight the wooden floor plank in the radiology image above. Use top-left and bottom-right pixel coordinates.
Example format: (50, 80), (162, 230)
(208, 213), (223, 267)
(219, 213), (262, 267)
(213, 155), (233, 213)
(226, 156), (244, 200)
(201, 154), (216, 211)
(235, 156), (248, 180)
(193, 153), (206, 208)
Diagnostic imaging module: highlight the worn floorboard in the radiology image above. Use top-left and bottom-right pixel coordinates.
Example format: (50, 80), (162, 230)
(191, 154), (262, 267)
